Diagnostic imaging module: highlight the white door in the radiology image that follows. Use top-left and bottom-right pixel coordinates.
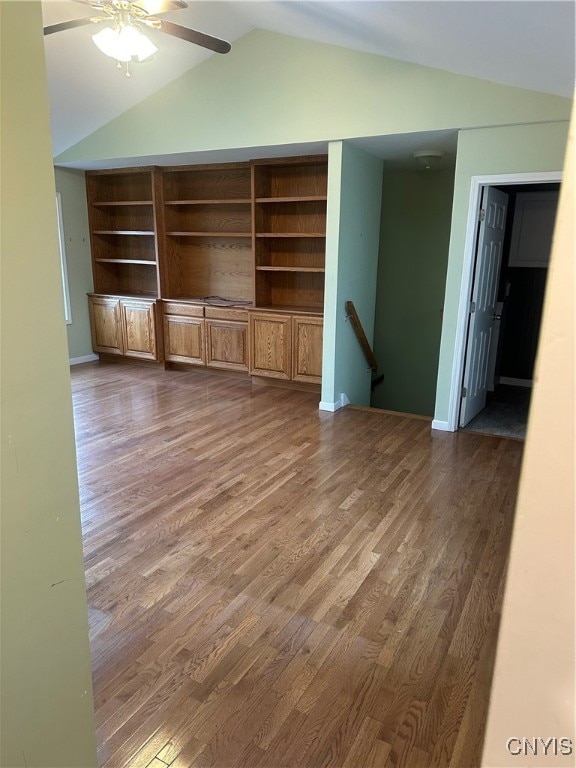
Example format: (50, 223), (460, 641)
(460, 186), (508, 427)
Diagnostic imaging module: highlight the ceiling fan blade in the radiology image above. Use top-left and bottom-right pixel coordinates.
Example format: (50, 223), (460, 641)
(158, 20), (231, 54)
(43, 17), (97, 36)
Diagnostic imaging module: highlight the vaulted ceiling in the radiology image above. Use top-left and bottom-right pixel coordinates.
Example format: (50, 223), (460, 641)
(43, 1), (575, 157)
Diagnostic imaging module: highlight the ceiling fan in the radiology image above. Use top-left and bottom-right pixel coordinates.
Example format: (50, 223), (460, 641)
(43, 0), (231, 76)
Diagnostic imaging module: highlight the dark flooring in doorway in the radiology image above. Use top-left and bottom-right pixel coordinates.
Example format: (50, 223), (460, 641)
(463, 384), (532, 440)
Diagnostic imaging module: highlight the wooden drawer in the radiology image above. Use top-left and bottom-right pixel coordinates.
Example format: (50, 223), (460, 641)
(204, 306), (249, 322)
(162, 301), (204, 318)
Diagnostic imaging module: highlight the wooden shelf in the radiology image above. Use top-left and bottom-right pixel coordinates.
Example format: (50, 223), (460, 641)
(256, 233), (325, 239)
(166, 231), (252, 238)
(253, 159), (328, 199)
(163, 296), (253, 306)
(251, 304), (324, 316)
(95, 259), (157, 265)
(256, 266), (325, 273)
(92, 201), (153, 207)
(256, 196), (327, 203)
(165, 199), (251, 206)
(163, 165), (252, 204)
(89, 291), (158, 300)
(93, 230), (155, 236)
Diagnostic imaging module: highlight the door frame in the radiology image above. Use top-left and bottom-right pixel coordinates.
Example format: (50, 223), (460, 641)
(444, 171), (562, 433)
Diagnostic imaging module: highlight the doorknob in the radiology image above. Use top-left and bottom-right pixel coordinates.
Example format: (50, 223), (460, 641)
(492, 313), (501, 321)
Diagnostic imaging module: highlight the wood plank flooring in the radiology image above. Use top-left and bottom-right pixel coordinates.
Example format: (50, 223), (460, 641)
(71, 362), (524, 768)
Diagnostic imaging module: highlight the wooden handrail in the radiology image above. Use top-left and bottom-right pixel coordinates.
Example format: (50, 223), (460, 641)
(345, 300), (378, 372)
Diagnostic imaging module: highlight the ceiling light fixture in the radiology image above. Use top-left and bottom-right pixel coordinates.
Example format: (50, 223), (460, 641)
(413, 149), (446, 170)
(92, 21), (158, 76)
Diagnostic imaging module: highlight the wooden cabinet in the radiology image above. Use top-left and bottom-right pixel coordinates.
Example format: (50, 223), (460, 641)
(249, 312), (292, 379)
(89, 295), (160, 361)
(292, 315), (324, 383)
(163, 302), (205, 365)
(164, 315), (205, 365)
(121, 298), (160, 361)
(88, 295), (123, 355)
(162, 302), (248, 371)
(205, 307), (248, 372)
(249, 310), (322, 384)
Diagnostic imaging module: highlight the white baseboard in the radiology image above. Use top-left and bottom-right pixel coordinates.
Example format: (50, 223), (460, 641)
(499, 377), (533, 388)
(431, 419), (453, 432)
(319, 392), (350, 413)
(319, 400), (342, 412)
(69, 354), (99, 366)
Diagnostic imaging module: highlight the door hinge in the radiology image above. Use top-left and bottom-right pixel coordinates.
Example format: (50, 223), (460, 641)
(479, 208), (486, 221)
(469, 301), (476, 314)
(461, 386), (467, 398)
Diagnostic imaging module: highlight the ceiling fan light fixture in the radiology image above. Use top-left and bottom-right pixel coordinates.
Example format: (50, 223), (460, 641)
(92, 23), (158, 63)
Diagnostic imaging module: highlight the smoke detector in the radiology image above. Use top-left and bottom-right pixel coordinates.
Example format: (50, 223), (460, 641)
(413, 150), (446, 170)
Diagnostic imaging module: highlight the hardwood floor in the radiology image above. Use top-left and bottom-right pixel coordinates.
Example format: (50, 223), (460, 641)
(72, 361), (523, 768)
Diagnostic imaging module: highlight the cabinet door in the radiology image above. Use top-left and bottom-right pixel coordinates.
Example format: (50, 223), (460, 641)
(88, 295), (123, 355)
(292, 315), (323, 383)
(163, 315), (205, 365)
(205, 320), (248, 371)
(120, 299), (159, 361)
(249, 312), (291, 379)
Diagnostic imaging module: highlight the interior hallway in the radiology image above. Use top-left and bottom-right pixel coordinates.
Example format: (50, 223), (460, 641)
(73, 361), (524, 768)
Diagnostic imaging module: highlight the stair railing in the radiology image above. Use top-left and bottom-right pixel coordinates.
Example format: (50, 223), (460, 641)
(345, 300), (378, 373)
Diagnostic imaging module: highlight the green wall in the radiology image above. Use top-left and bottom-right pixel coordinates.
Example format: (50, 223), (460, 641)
(56, 30), (571, 167)
(371, 168), (455, 416)
(434, 121), (570, 426)
(322, 142), (383, 408)
(0, 3), (97, 766)
(55, 168), (95, 361)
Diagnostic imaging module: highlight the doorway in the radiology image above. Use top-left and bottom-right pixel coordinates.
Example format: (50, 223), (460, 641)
(459, 179), (560, 439)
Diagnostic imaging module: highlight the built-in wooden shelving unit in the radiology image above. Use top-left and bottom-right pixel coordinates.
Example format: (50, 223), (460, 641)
(86, 167), (160, 298)
(159, 163), (253, 303)
(85, 156), (328, 381)
(253, 157), (327, 314)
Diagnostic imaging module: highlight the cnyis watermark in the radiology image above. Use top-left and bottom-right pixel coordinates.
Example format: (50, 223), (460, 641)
(506, 737), (574, 756)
